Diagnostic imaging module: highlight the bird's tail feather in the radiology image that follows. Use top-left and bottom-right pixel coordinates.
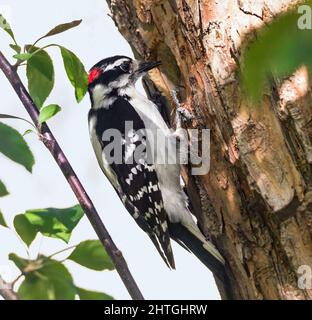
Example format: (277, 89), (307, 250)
(169, 222), (225, 279)
(148, 233), (176, 270)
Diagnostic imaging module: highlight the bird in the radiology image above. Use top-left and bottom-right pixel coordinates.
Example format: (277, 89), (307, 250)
(87, 55), (225, 277)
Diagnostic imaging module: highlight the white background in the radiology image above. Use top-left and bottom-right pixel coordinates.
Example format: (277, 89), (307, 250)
(0, 0), (220, 300)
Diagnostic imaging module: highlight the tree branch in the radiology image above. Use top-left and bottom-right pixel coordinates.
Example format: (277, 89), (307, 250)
(0, 276), (19, 300)
(0, 51), (144, 300)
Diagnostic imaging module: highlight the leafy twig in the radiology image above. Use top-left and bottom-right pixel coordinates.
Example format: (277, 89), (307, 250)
(0, 51), (144, 300)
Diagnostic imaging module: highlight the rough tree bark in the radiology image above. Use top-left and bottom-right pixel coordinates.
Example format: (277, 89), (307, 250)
(107, 0), (312, 299)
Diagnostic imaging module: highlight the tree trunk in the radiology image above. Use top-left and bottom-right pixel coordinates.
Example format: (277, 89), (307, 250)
(107, 0), (312, 299)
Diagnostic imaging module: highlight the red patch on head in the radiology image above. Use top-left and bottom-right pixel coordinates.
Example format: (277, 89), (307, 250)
(88, 68), (102, 85)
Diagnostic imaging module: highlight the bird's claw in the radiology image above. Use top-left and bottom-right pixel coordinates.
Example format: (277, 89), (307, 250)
(176, 107), (195, 121)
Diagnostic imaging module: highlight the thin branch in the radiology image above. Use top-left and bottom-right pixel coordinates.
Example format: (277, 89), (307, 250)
(0, 276), (19, 300)
(0, 51), (144, 300)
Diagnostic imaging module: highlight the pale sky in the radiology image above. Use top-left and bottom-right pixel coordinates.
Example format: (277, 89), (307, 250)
(0, 0), (220, 300)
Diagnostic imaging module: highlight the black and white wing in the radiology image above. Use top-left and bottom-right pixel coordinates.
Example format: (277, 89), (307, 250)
(89, 97), (175, 269)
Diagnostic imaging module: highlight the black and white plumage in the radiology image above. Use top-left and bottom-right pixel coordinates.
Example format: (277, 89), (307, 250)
(87, 55), (225, 275)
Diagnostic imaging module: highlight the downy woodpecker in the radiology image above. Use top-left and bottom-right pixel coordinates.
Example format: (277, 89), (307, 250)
(88, 56), (225, 276)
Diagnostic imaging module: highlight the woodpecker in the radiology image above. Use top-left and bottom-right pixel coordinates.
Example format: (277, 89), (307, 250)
(87, 55), (225, 277)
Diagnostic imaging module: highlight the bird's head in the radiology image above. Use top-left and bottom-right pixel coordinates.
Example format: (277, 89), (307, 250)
(88, 56), (161, 106)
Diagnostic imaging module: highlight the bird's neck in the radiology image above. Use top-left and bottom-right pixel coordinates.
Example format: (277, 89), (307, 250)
(91, 84), (138, 110)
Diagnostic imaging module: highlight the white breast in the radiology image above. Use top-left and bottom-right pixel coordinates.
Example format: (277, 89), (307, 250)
(124, 87), (195, 226)
(124, 87), (171, 133)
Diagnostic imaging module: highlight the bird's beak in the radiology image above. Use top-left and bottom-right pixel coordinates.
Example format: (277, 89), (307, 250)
(135, 60), (161, 74)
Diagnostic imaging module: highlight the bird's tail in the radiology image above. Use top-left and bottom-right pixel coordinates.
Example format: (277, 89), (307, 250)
(169, 222), (226, 280)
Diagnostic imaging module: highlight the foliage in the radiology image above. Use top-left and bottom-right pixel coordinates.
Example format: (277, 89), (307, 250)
(240, 0), (312, 101)
(0, 122), (34, 172)
(0, 16), (114, 300)
(14, 205), (84, 246)
(0, 180), (9, 197)
(0, 205), (114, 300)
(39, 104), (61, 124)
(0, 14), (18, 47)
(0, 211), (8, 227)
(1, 16), (88, 109)
(68, 240), (115, 271)
(0, 15), (89, 199)
(60, 47), (88, 102)
(26, 47), (55, 109)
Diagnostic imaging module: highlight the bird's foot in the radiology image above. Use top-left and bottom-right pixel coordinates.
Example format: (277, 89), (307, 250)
(170, 90), (195, 129)
(176, 106), (195, 122)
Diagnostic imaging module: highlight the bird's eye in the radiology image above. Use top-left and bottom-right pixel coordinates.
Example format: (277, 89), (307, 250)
(120, 61), (131, 73)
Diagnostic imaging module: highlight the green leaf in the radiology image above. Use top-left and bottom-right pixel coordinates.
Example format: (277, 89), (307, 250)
(0, 180), (9, 197)
(18, 276), (54, 300)
(77, 287), (114, 300)
(240, 0), (312, 101)
(0, 211), (8, 228)
(9, 253), (30, 271)
(14, 214), (38, 246)
(23, 205), (84, 243)
(14, 255), (76, 300)
(35, 20), (82, 44)
(39, 104), (61, 124)
(0, 14), (16, 43)
(10, 44), (21, 54)
(0, 122), (35, 172)
(23, 129), (34, 137)
(13, 53), (33, 61)
(60, 46), (88, 103)
(68, 240), (114, 271)
(26, 48), (54, 108)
